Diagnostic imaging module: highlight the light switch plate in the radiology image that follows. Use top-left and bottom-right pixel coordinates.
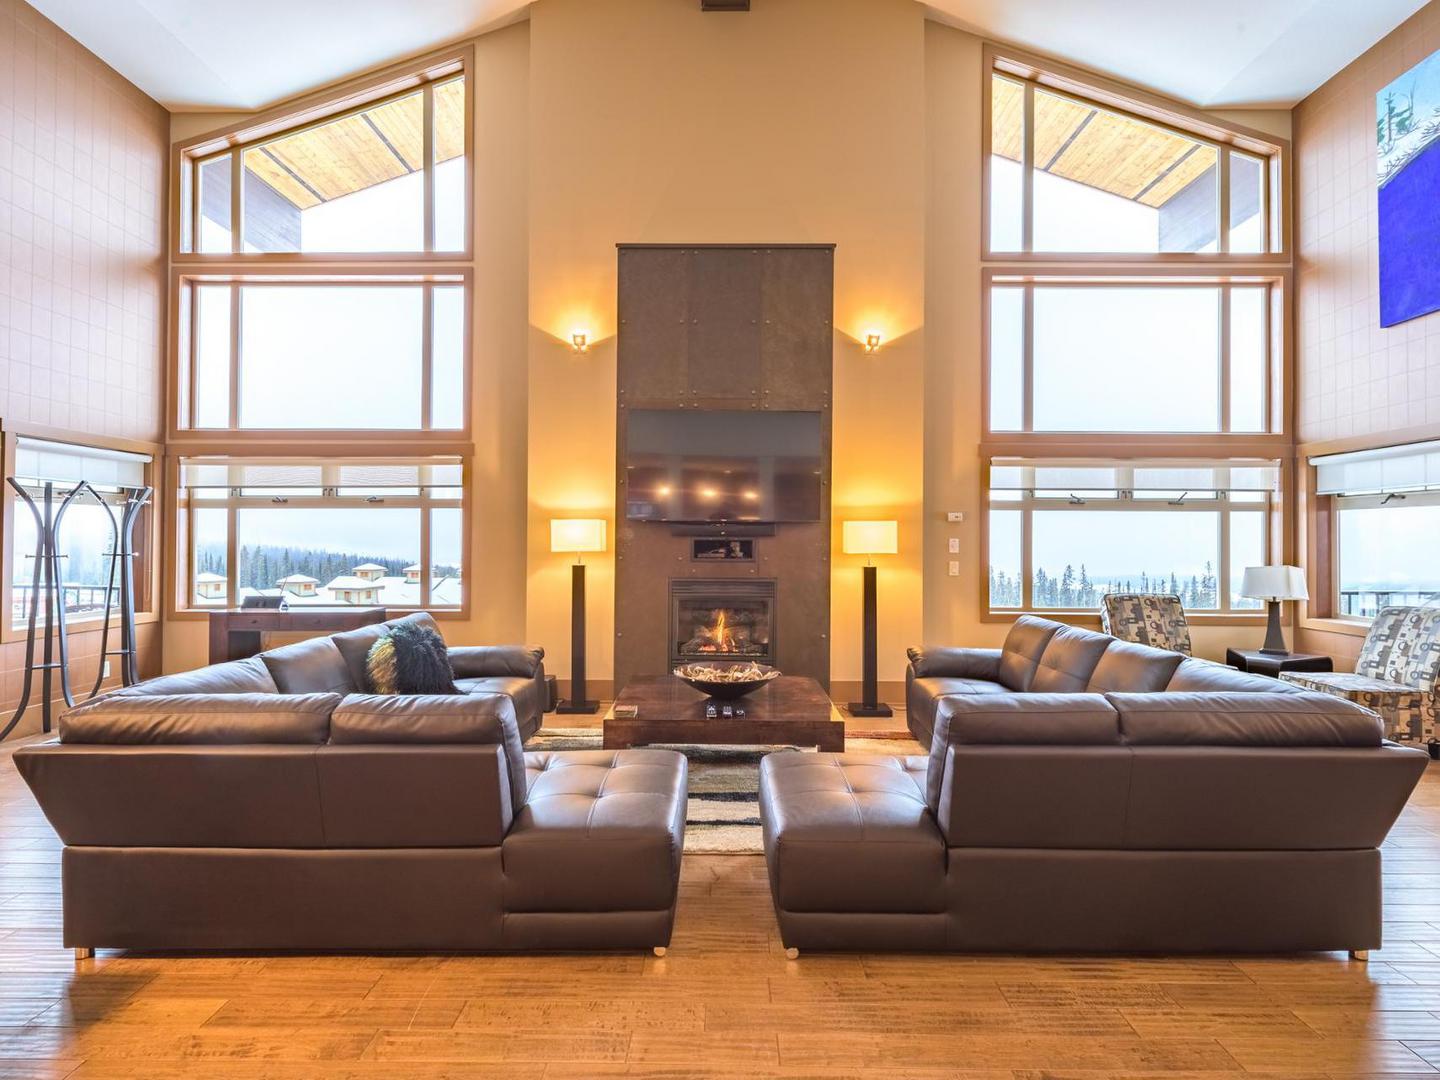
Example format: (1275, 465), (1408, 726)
(948, 537), (960, 554)
(946, 511), (965, 523)
(948, 560), (960, 576)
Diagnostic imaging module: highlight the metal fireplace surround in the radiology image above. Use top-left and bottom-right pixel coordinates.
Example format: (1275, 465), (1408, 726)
(669, 578), (776, 669)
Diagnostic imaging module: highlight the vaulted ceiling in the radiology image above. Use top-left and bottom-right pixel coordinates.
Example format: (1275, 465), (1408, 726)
(23, 0), (1432, 112)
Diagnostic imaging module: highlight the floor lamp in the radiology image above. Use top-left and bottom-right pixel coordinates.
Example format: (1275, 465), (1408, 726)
(843, 520), (897, 718)
(551, 518), (606, 714)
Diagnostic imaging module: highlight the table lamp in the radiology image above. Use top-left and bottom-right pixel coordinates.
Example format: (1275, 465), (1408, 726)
(551, 518), (606, 714)
(1241, 565), (1308, 655)
(842, 520), (898, 717)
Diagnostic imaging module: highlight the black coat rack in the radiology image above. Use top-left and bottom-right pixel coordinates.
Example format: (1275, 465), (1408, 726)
(1, 479), (153, 740)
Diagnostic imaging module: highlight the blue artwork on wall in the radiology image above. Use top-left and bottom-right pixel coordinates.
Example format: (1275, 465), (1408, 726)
(1378, 48), (1440, 328)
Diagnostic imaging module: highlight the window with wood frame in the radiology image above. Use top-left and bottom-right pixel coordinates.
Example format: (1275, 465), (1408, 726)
(1311, 442), (1440, 620)
(7, 438), (155, 630)
(169, 49), (475, 616)
(981, 49), (1292, 620)
(175, 458), (465, 613)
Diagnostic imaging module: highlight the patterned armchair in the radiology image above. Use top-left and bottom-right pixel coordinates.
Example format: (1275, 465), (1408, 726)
(1280, 604), (1440, 744)
(1099, 593), (1193, 655)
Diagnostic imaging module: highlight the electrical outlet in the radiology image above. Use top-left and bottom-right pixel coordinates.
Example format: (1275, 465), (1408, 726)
(102, 661), (111, 678)
(947, 537), (960, 554)
(948, 560), (960, 576)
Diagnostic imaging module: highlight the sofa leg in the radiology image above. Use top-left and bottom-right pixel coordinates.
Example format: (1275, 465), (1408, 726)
(652, 946), (667, 958)
(1349, 949), (1370, 961)
(784, 947), (799, 960)
(73, 947), (94, 961)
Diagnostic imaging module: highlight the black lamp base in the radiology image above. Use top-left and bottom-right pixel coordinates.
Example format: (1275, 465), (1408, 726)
(847, 702), (893, 718)
(556, 699), (600, 715)
(1259, 599), (1290, 655)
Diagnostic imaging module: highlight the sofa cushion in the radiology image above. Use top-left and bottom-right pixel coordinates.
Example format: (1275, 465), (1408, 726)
(331, 692), (527, 813)
(1086, 639), (1184, 693)
(111, 657), (278, 697)
(1030, 624), (1112, 693)
(504, 749), (686, 913)
(59, 693), (338, 745)
(997, 615), (1062, 691)
(760, 753), (945, 914)
(260, 637), (355, 695)
(1165, 656), (1299, 694)
(456, 675), (544, 735)
(1109, 691), (1384, 748)
(331, 612), (443, 691)
(449, 645), (546, 679)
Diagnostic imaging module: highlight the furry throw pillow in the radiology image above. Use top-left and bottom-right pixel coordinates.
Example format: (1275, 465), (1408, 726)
(366, 622), (460, 695)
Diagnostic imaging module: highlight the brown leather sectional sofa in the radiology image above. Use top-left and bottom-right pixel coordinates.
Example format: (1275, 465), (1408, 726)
(16, 616), (687, 955)
(113, 612), (551, 739)
(761, 616), (1429, 955)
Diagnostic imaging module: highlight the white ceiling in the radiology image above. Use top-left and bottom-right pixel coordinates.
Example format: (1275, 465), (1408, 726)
(24, 0), (1431, 112)
(923, 0), (1431, 107)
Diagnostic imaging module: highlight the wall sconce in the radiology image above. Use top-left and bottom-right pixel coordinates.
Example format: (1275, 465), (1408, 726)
(864, 332), (882, 354)
(571, 331), (588, 354)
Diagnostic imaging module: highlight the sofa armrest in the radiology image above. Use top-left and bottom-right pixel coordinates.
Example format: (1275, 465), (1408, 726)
(448, 644), (545, 679)
(906, 646), (1003, 681)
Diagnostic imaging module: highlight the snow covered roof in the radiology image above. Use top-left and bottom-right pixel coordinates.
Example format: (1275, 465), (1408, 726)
(352, 563), (388, 571)
(276, 574), (319, 584)
(327, 576), (385, 591)
(196, 572), (225, 583)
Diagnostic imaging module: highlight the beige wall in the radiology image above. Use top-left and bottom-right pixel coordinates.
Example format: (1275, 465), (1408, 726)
(155, 0), (1298, 688)
(1292, 0), (1440, 662)
(1295, 1), (1440, 450)
(0, 0), (167, 736)
(525, 0), (927, 697)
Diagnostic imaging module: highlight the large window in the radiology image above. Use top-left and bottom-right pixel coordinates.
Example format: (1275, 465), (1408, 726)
(8, 439), (153, 630)
(188, 76), (466, 255)
(982, 51), (1290, 621)
(1314, 442), (1440, 618)
(177, 459), (464, 612)
(180, 280), (466, 431)
(171, 51), (475, 616)
(989, 282), (1273, 433)
(988, 460), (1275, 613)
(989, 72), (1277, 256)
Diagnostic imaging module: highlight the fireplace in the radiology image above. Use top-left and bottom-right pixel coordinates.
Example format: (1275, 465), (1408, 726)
(670, 579), (776, 668)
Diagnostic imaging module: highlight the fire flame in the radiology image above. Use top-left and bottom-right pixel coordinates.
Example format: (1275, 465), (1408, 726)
(712, 609), (735, 653)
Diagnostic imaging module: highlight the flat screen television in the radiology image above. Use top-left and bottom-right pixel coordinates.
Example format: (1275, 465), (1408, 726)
(624, 409), (824, 523)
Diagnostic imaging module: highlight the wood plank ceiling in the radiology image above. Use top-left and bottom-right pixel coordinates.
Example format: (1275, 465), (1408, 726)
(991, 76), (1217, 208)
(243, 77), (465, 210)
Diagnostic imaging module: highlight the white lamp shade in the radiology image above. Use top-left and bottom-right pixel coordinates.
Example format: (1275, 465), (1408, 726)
(550, 518), (607, 554)
(842, 520), (898, 556)
(1241, 564), (1308, 602)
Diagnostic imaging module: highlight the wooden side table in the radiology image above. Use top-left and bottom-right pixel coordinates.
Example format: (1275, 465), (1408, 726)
(1225, 648), (1333, 680)
(207, 607), (388, 664)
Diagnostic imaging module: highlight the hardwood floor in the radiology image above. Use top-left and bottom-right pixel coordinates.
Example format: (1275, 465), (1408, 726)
(1, 733), (1438, 1078)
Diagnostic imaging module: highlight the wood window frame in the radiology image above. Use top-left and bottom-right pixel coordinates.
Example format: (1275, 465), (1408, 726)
(982, 44), (1291, 264)
(169, 270), (473, 441)
(0, 428), (164, 646)
(171, 45), (474, 264)
(981, 471), (1278, 623)
(982, 271), (1290, 440)
(978, 47), (1297, 627)
(168, 454), (471, 622)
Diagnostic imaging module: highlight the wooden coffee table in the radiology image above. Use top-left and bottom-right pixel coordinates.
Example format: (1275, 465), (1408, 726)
(604, 675), (845, 751)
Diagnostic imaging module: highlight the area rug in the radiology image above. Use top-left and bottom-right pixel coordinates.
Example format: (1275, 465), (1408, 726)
(524, 727), (926, 854)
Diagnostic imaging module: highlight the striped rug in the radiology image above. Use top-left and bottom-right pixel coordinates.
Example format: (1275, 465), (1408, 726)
(524, 728), (926, 854)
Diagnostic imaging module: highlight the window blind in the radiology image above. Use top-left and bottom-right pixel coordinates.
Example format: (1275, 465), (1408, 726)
(1311, 441), (1440, 497)
(14, 438), (151, 487)
(178, 458), (464, 491)
(989, 458), (1281, 494)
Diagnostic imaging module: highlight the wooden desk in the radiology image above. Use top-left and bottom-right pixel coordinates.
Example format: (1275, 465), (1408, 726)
(207, 607), (388, 664)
